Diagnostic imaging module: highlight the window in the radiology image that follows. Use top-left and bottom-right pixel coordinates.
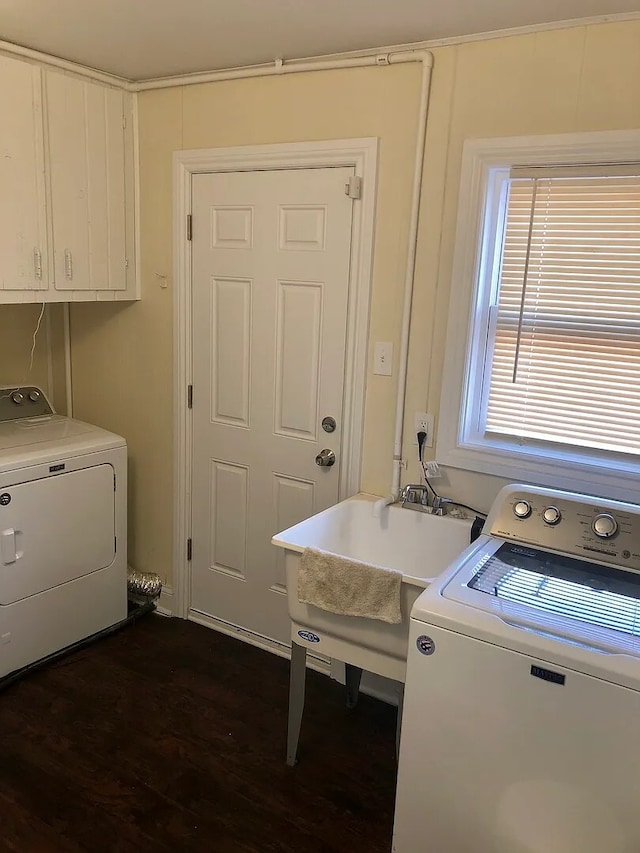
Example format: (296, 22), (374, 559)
(438, 132), (640, 501)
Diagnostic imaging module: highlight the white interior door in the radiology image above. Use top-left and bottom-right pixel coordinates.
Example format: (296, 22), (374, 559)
(190, 167), (355, 644)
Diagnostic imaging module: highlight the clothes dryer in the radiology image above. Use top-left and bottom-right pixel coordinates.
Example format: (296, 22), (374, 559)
(0, 386), (127, 677)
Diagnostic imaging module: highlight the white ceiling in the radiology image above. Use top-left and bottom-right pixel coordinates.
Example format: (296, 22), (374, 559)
(0, 0), (638, 81)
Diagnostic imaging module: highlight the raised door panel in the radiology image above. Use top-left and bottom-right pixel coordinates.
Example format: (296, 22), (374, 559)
(0, 55), (48, 294)
(46, 70), (128, 293)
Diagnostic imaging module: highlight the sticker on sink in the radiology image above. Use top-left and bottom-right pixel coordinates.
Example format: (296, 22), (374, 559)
(298, 630), (321, 644)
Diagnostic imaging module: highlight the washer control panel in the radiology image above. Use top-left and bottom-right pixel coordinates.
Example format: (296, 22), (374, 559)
(0, 386), (54, 422)
(487, 483), (640, 573)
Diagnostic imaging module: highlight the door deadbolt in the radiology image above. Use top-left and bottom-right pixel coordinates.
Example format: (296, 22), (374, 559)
(315, 449), (336, 467)
(322, 416), (336, 433)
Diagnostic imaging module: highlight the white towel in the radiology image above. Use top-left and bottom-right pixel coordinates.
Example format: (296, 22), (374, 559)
(298, 547), (402, 624)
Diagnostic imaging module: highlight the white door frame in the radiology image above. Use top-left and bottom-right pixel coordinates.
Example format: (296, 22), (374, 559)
(172, 138), (379, 619)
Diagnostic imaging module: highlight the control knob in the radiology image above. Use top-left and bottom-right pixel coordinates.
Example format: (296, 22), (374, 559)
(542, 506), (562, 526)
(592, 513), (618, 539)
(28, 389), (40, 402)
(10, 391), (24, 405)
(513, 500), (532, 519)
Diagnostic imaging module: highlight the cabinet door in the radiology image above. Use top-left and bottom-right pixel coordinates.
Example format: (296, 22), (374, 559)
(46, 70), (128, 292)
(0, 56), (48, 294)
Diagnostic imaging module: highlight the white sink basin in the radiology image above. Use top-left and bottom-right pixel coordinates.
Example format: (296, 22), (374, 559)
(272, 493), (475, 681)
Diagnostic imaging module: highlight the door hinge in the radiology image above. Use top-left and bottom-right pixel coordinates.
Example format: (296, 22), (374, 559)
(187, 384), (193, 408)
(345, 176), (362, 200)
(187, 538), (192, 561)
(187, 214), (192, 241)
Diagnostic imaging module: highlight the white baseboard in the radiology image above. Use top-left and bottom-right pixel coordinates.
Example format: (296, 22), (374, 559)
(156, 585), (174, 616)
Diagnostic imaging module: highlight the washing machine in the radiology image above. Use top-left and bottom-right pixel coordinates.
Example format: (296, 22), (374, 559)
(0, 385), (127, 678)
(394, 483), (640, 853)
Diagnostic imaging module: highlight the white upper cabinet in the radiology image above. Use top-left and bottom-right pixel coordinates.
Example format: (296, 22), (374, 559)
(46, 71), (131, 295)
(0, 55), (49, 294)
(0, 57), (138, 303)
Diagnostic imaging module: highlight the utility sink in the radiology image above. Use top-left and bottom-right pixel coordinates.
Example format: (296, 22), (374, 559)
(272, 493), (475, 682)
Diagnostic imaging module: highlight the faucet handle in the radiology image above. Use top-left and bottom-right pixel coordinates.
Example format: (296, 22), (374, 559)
(401, 484), (429, 505)
(431, 495), (454, 516)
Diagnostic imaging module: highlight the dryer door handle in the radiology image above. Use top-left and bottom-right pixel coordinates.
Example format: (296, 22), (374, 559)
(1, 528), (16, 565)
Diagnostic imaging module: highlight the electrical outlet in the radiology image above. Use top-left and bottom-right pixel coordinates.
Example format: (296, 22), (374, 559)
(413, 412), (434, 446)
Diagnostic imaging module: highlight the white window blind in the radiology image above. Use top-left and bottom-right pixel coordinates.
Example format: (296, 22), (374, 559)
(484, 168), (640, 455)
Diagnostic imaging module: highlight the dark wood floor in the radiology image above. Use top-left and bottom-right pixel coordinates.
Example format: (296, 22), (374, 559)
(0, 614), (398, 852)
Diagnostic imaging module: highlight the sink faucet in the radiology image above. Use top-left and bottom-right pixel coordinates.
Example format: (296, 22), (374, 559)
(400, 486), (455, 516)
(400, 484), (430, 509)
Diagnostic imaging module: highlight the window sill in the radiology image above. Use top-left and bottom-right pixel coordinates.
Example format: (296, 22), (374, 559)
(439, 441), (640, 505)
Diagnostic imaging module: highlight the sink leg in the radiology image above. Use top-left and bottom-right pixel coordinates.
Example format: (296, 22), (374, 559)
(396, 683), (405, 760)
(345, 663), (363, 709)
(287, 641), (307, 766)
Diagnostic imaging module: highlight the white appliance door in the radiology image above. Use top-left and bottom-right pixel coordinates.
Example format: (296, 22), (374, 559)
(393, 620), (640, 853)
(0, 465), (115, 603)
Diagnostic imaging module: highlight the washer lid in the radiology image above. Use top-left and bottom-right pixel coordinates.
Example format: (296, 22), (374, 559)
(439, 539), (640, 657)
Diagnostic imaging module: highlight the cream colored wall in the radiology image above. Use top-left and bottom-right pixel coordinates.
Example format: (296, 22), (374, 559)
(0, 304), (67, 412)
(71, 64), (422, 582)
(69, 19), (640, 586)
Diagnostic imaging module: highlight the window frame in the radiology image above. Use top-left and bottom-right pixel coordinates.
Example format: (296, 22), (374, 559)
(437, 130), (640, 503)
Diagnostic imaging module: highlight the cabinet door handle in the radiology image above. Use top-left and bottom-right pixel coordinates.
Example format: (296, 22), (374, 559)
(1, 529), (16, 565)
(33, 249), (42, 280)
(64, 249), (73, 280)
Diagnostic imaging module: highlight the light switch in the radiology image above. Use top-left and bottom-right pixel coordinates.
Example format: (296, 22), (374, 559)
(374, 342), (393, 376)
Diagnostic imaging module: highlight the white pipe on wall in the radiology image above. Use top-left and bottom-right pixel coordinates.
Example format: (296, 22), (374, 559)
(44, 305), (55, 404)
(63, 304), (73, 418)
(135, 53), (395, 90)
(388, 51), (433, 500)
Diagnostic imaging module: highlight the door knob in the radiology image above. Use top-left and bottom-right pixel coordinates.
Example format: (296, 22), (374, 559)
(315, 449), (336, 468)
